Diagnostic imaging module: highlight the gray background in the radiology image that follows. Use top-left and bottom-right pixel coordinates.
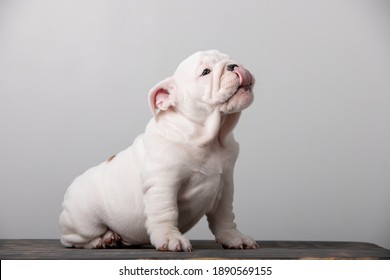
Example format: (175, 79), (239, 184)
(1, 0), (389, 249)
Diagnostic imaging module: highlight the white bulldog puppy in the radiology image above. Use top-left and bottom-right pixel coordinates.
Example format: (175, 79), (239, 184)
(59, 50), (258, 251)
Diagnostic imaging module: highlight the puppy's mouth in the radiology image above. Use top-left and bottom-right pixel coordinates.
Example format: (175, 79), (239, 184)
(233, 76), (253, 96)
(218, 65), (254, 107)
(233, 66), (253, 90)
(237, 83), (253, 92)
(224, 81), (253, 104)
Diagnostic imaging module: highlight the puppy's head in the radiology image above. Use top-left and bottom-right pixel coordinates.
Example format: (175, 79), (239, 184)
(149, 50), (254, 119)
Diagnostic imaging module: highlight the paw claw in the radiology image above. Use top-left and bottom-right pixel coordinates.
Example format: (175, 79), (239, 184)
(158, 243), (168, 251)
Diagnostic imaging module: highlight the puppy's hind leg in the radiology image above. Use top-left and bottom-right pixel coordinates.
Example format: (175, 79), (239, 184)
(60, 230), (121, 249)
(59, 209), (109, 249)
(60, 232), (103, 249)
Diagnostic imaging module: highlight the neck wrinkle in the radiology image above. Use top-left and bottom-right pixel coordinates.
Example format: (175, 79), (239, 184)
(154, 107), (222, 147)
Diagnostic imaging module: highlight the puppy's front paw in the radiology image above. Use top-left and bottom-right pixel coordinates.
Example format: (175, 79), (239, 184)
(151, 230), (192, 252)
(216, 230), (259, 249)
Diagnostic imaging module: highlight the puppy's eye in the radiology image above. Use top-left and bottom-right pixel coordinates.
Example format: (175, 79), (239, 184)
(201, 68), (211, 76)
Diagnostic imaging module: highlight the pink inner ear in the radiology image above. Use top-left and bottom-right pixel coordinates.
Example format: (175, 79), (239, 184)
(155, 89), (171, 111)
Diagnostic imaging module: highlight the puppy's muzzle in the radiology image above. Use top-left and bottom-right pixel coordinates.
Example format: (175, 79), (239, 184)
(227, 64), (253, 88)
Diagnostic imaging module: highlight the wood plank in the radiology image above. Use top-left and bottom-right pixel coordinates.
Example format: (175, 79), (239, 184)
(1, 239), (389, 260)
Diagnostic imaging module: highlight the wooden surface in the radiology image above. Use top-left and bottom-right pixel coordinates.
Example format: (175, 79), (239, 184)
(1, 239), (389, 260)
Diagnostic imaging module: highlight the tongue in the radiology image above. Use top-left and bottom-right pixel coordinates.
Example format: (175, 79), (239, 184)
(233, 67), (252, 87)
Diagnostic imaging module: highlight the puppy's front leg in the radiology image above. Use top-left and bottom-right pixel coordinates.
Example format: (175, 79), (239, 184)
(143, 178), (192, 252)
(207, 171), (259, 249)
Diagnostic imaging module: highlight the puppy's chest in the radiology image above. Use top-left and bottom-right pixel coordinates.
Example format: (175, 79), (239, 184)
(197, 150), (223, 175)
(179, 172), (222, 207)
(178, 152), (225, 204)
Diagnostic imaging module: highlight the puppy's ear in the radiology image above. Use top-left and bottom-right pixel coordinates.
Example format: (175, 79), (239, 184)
(148, 77), (177, 117)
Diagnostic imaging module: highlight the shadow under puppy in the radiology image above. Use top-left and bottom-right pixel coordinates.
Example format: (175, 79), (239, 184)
(59, 50), (258, 252)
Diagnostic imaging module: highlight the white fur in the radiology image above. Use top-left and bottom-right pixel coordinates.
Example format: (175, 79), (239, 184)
(59, 50), (258, 251)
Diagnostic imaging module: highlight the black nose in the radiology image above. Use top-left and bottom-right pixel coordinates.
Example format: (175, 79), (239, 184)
(227, 64), (238, 71)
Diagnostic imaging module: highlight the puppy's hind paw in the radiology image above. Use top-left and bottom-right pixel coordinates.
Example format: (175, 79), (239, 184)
(102, 230), (121, 247)
(82, 230), (121, 249)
